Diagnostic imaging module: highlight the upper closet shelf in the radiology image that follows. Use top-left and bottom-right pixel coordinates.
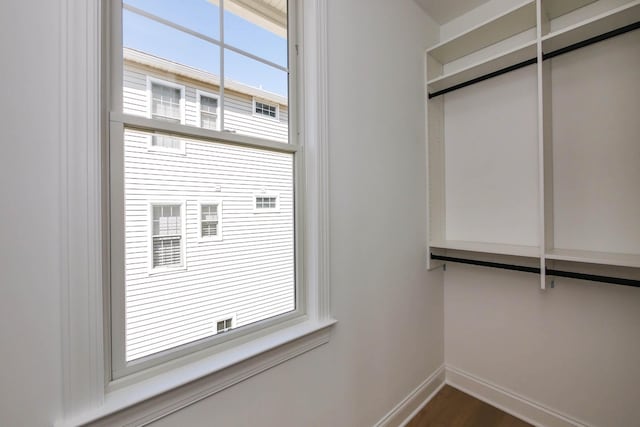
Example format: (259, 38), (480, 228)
(430, 240), (540, 258)
(427, 40), (537, 95)
(542, 1), (640, 53)
(545, 249), (640, 269)
(542, 0), (597, 21)
(427, 0), (536, 64)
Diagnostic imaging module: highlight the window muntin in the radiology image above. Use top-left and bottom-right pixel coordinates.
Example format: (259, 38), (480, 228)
(113, 0), (298, 377)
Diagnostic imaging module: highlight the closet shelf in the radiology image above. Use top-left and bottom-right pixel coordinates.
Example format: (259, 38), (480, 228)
(542, 1), (640, 53)
(543, 0), (597, 21)
(430, 240), (539, 258)
(427, 0), (536, 64)
(427, 40), (537, 95)
(545, 249), (640, 268)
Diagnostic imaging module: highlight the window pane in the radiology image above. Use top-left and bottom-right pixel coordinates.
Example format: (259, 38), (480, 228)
(123, 9), (220, 116)
(124, 0), (220, 40)
(123, 129), (295, 362)
(224, 49), (288, 142)
(224, 0), (288, 68)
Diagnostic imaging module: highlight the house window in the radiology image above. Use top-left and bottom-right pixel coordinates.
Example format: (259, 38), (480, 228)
(148, 78), (185, 150)
(254, 100), (278, 119)
(200, 202), (221, 239)
(151, 204), (183, 268)
(216, 318), (233, 333)
(198, 92), (219, 130)
(150, 82), (182, 123)
(256, 195), (277, 209)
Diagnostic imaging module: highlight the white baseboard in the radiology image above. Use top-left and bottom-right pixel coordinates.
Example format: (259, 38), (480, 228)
(445, 365), (593, 427)
(374, 364), (446, 427)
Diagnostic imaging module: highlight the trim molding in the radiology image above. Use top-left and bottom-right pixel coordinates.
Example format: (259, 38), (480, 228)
(445, 365), (593, 427)
(374, 365), (446, 427)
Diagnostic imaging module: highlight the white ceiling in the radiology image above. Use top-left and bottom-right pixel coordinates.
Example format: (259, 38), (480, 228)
(415, 0), (492, 24)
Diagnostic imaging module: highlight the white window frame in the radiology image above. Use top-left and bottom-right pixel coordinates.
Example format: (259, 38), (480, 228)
(58, 1), (332, 425)
(196, 89), (221, 131)
(253, 193), (280, 213)
(253, 97), (280, 121)
(147, 77), (187, 153)
(198, 200), (223, 242)
(148, 201), (187, 274)
(213, 313), (236, 334)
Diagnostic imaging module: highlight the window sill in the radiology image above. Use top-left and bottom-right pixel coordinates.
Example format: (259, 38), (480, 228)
(56, 317), (336, 427)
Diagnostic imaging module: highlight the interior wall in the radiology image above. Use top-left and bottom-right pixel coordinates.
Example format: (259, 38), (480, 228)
(0, 1), (443, 426)
(0, 1), (63, 426)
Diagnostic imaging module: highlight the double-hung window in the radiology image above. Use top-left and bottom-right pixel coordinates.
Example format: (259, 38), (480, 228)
(109, 0), (302, 380)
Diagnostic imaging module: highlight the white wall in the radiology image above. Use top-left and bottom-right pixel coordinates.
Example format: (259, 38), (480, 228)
(0, 0), (443, 426)
(0, 1), (63, 426)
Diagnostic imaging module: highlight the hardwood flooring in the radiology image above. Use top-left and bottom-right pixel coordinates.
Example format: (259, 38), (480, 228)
(406, 385), (532, 427)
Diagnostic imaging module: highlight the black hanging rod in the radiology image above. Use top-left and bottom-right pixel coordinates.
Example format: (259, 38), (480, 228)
(430, 254), (640, 289)
(542, 20), (640, 60)
(428, 20), (640, 99)
(428, 58), (537, 99)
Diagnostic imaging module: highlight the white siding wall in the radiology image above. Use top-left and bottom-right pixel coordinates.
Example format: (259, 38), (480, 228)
(123, 62), (289, 142)
(122, 62), (294, 361)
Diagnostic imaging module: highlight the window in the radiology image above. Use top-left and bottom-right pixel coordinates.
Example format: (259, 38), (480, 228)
(110, 0), (301, 378)
(197, 91), (219, 130)
(255, 195), (278, 210)
(148, 78), (185, 151)
(216, 317), (234, 334)
(254, 99), (279, 119)
(200, 202), (222, 240)
(151, 203), (184, 269)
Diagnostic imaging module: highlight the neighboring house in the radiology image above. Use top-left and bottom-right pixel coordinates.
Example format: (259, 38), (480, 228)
(122, 48), (294, 361)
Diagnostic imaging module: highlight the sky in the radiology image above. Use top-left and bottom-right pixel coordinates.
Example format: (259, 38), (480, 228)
(123, 0), (289, 97)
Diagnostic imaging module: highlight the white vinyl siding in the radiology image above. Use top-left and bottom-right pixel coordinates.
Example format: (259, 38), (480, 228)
(123, 61), (288, 143)
(123, 129), (295, 362)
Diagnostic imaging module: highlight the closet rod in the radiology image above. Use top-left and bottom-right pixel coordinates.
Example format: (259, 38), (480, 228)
(427, 21), (640, 99)
(542, 20), (640, 60)
(427, 58), (537, 99)
(430, 254), (640, 288)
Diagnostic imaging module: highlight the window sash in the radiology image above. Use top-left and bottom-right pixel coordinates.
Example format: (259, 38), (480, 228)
(109, 0), (302, 380)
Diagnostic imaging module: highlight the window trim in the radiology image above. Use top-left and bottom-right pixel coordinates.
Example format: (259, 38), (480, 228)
(198, 200), (223, 242)
(148, 201), (187, 274)
(252, 97), (280, 121)
(58, 0), (332, 425)
(253, 193), (280, 213)
(196, 89), (221, 131)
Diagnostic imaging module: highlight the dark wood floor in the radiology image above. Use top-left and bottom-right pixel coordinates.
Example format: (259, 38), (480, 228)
(406, 385), (532, 427)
